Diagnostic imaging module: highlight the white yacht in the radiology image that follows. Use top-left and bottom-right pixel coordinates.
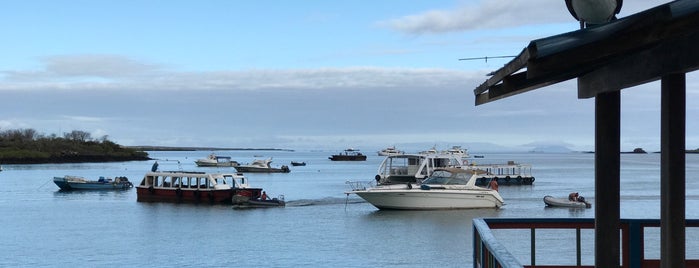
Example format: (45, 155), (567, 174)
(194, 153), (239, 167)
(377, 146), (404, 156)
(348, 168), (504, 210)
(235, 158), (290, 173)
(443, 145), (470, 159)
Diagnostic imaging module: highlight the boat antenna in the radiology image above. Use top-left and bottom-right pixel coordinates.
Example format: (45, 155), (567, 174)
(459, 55), (516, 63)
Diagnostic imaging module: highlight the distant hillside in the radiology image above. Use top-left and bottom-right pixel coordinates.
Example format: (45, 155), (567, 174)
(0, 128), (151, 164)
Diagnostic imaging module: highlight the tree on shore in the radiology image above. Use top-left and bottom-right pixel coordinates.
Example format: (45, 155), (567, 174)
(0, 128), (150, 164)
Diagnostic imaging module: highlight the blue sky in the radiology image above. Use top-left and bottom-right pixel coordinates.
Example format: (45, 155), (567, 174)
(2, 0), (694, 152)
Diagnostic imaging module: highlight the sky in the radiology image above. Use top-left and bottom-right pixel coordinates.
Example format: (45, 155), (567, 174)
(1, 0), (695, 153)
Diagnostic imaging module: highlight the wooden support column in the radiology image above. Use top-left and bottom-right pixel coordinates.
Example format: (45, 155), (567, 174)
(660, 73), (686, 268)
(595, 91), (620, 267)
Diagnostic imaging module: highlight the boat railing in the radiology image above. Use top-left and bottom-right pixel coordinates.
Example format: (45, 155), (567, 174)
(345, 180), (374, 191)
(473, 217), (699, 268)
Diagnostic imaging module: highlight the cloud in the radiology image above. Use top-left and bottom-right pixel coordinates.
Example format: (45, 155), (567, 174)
(377, 0), (570, 34)
(2, 55), (162, 82)
(60, 115), (105, 122)
(378, 0), (671, 35)
(0, 54), (486, 92)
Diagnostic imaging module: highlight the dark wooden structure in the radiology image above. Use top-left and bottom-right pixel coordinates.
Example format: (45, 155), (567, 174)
(473, 0), (699, 267)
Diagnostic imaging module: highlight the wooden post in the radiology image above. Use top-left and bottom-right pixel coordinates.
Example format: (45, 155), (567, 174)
(661, 73), (686, 268)
(595, 91), (621, 267)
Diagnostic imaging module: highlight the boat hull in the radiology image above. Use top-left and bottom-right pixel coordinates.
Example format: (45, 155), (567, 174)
(53, 176), (133, 191)
(234, 166), (290, 173)
(195, 161), (238, 167)
(233, 199), (286, 208)
(136, 187), (263, 204)
(354, 189), (503, 210)
(329, 155), (367, 161)
(543, 195), (591, 208)
(474, 175), (535, 186)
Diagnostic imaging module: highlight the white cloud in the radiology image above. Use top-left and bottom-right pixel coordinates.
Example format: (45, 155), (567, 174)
(60, 115), (105, 122)
(0, 54), (485, 92)
(378, 0), (671, 35)
(2, 55), (162, 82)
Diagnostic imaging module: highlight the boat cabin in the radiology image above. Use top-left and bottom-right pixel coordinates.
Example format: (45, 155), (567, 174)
(376, 153), (464, 184)
(136, 171), (262, 204)
(139, 171), (249, 190)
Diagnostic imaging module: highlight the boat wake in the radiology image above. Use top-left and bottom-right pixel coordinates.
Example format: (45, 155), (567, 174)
(286, 197), (365, 207)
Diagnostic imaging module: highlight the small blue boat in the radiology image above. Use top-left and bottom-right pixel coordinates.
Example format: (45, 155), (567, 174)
(53, 175), (133, 190)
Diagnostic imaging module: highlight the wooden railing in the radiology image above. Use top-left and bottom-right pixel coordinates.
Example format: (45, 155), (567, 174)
(473, 218), (699, 268)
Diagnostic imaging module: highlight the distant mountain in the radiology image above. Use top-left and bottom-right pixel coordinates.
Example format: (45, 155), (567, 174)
(527, 145), (574, 153)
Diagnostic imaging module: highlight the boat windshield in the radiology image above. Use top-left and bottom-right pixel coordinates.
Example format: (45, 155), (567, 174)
(422, 170), (471, 185)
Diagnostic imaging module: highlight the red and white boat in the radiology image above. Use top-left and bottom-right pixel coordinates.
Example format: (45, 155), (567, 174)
(136, 170), (268, 205)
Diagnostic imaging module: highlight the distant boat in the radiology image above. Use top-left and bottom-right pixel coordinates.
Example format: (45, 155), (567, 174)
(443, 145), (470, 159)
(195, 153), (239, 167)
(473, 155), (485, 158)
(377, 146), (404, 156)
(329, 148), (367, 161)
(53, 175), (133, 190)
(290, 161), (306, 166)
(235, 158), (290, 173)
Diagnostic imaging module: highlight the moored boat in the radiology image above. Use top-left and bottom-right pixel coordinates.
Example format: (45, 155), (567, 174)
(136, 170), (269, 204)
(377, 146), (404, 156)
(233, 195), (286, 208)
(329, 148), (367, 161)
(235, 158), (290, 173)
(195, 153), (239, 167)
(470, 161), (535, 186)
(347, 168), (503, 210)
(53, 175), (133, 190)
(543, 195), (591, 208)
(443, 145), (470, 159)
(290, 161), (306, 166)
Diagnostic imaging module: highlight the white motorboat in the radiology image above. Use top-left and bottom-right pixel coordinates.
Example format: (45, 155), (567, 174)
(543, 195), (591, 208)
(443, 145), (470, 159)
(377, 146), (404, 156)
(376, 152), (465, 185)
(195, 153), (239, 167)
(348, 168), (504, 210)
(235, 158), (290, 173)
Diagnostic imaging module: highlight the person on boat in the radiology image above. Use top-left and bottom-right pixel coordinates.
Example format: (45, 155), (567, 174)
(568, 192), (579, 201)
(261, 191), (268, 201)
(489, 178), (499, 192)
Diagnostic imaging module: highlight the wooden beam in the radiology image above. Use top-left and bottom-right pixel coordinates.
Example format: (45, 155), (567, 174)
(660, 73), (686, 268)
(475, 71), (576, 106)
(578, 32), (699, 98)
(595, 91), (620, 268)
(473, 48), (530, 96)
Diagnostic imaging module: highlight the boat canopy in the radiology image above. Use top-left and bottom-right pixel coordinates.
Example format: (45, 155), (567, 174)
(423, 168), (477, 184)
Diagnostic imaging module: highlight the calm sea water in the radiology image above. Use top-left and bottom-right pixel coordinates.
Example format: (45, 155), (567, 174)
(2, 151), (698, 267)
